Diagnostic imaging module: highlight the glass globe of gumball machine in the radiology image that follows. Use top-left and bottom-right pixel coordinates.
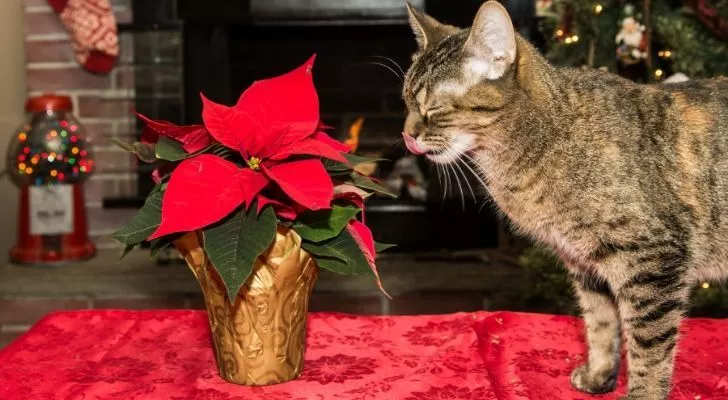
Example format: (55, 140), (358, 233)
(7, 94), (96, 265)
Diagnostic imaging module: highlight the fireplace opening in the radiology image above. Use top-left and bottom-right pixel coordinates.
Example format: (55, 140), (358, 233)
(106, 0), (545, 254)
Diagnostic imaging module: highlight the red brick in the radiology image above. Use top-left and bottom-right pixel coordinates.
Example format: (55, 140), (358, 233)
(118, 34), (134, 64)
(388, 292), (485, 315)
(93, 149), (135, 173)
(93, 297), (188, 310)
(24, 40), (73, 63)
(83, 178), (104, 204)
(113, 66), (134, 89)
(24, 11), (66, 36)
(25, 0), (52, 6)
(309, 293), (383, 315)
(0, 298), (89, 325)
(114, 8), (132, 24)
(86, 206), (139, 233)
(77, 95), (133, 118)
(84, 178), (136, 204)
(78, 121), (115, 144)
(27, 68), (110, 91)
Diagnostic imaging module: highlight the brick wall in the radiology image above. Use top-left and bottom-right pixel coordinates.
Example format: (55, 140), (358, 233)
(23, 0), (137, 248)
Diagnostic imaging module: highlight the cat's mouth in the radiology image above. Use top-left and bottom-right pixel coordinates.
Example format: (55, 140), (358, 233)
(402, 132), (475, 164)
(402, 132), (427, 155)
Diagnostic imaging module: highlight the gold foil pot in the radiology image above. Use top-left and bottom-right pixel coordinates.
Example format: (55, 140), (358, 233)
(174, 226), (318, 385)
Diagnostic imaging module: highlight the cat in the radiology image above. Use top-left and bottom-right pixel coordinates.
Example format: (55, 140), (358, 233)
(401, 1), (728, 399)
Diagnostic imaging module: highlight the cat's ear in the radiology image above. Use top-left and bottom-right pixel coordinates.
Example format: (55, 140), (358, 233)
(406, 2), (458, 50)
(463, 1), (517, 80)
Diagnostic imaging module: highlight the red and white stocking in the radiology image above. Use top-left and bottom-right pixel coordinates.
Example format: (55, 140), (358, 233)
(47, 0), (119, 74)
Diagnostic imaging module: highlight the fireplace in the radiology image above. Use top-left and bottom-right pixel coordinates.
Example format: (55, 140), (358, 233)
(120, 0), (542, 253)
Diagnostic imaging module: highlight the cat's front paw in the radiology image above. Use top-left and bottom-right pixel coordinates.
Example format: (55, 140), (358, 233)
(570, 364), (617, 394)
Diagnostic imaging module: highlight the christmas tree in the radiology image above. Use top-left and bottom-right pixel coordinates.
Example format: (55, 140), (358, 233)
(536, 0), (728, 81)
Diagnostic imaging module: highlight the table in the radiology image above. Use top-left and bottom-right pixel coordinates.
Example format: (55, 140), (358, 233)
(0, 310), (726, 399)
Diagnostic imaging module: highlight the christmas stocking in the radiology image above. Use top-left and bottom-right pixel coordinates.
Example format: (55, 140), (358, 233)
(47, 0), (119, 74)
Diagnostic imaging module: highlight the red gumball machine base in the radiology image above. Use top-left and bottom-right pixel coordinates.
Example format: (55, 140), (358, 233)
(11, 184), (95, 265)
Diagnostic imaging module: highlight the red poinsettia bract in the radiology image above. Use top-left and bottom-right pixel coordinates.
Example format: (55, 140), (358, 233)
(149, 55), (349, 240)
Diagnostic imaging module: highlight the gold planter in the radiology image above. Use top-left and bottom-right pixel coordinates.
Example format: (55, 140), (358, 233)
(174, 226), (318, 386)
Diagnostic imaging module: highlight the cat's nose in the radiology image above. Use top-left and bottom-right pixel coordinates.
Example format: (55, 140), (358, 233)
(402, 132), (426, 155)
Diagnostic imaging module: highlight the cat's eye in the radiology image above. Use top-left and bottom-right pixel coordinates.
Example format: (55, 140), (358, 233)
(424, 106), (444, 122)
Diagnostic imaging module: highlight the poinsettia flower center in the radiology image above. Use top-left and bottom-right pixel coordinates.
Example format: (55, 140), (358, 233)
(247, 156), (262, 170)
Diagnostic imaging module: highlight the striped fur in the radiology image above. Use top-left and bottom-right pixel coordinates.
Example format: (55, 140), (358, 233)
(403, 2), (728, 399)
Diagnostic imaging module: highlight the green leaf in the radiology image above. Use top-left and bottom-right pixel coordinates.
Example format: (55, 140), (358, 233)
(324, 154), (387, 173)
(155, 136), (188, 161)
(149, 233), (184, 257)
(344, 153), (387, 166)
(202, 206), (277, 302)
(110, 138), (157, 163)
(374, 242), (396, 253)
(302, 230), (372, 276)
(109, 186), (164, 247)
(349, 174), (397, 198)
(119, 243), (137, 260)
(293, 205), (360, 242)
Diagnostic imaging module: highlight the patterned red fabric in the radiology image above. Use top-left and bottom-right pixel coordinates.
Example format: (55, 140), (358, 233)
(47, 0), (119, 74)
(3, 310), (728, 399)
(0, 310), (493, 399)
(476, 311), (728, 400)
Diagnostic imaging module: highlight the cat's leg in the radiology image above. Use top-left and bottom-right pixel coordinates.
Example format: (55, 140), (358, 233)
(614, 263), (688, 400)
(569, 271), (620, 394)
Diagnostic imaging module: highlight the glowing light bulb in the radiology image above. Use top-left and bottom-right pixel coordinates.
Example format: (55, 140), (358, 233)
(654, 69), (664, 78)
(50, 170), (58, 177)
(702, 282), (710, 289)
(594, 4), (603, 14)
(565, 37), (573, 44)
(556, 29), (564, 37)
(18, 132), (27, 141)
(572, 35), (579, 43)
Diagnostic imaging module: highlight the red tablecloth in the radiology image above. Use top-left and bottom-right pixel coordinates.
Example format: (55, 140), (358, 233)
(0, 310), (726, 399)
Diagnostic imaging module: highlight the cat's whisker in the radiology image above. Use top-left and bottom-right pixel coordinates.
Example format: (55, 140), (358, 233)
(366, 61), (403, 82)
(454, 158), (477, 202)
(460, 153), (495, 211)
(440, 148), (466, 210)
(367, 55), (405, 77)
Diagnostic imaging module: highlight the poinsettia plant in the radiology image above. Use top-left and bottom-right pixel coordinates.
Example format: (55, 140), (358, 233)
(111, 55), (395, 300)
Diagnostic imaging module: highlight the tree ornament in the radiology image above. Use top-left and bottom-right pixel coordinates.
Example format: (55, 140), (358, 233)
(616, 13), (649, 81)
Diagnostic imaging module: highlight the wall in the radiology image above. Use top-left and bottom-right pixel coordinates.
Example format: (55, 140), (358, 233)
(0, 0), (25, 259)
(23, 0), (137, 247)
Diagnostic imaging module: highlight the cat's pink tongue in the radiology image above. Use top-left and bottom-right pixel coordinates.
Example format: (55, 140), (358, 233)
(402, 132), (426, 155)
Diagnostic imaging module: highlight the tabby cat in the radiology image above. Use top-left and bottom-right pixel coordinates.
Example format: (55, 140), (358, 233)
(402, 2), (728, 399)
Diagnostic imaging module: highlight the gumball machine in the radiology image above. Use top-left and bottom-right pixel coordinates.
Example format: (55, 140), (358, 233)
(7, 94), (95, 265)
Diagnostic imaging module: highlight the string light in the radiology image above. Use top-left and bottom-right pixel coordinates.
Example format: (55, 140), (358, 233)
(594, 4), (603, 14)
(11, 118), (92, 185)
(654, 69), (664, 79)
(658, 50), (673, 59)
(702, 282), (710, 289)
(564, 35), (579, 45)
(556, 29), (564, 38)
